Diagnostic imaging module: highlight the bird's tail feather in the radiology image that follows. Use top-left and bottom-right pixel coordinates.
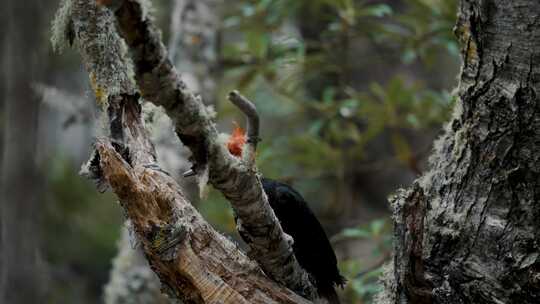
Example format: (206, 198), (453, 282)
(318, 285), (341, 304)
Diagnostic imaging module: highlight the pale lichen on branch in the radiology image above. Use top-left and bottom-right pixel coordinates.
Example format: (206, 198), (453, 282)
(51, 0), (318, 302)
(97, 0), (317, 298)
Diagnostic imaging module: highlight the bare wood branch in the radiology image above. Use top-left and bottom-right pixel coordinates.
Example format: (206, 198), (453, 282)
(63, 0), (314, 302)
(96, 141), (309, 304)
(99, 0), (317, 297)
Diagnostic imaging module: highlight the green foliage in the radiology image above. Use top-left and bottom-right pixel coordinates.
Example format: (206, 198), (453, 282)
(220, 0), (457, 183)
(379, 0), (459, 64)
(349, 266), (385, 303)
(362, 76), (453, 129)
(335, 219), (391, 251)
(196, 189), (237, 234)
(336, 219), (392, 303)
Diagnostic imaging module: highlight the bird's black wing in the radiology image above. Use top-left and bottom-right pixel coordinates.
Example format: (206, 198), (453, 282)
(261, 178), (345, 289)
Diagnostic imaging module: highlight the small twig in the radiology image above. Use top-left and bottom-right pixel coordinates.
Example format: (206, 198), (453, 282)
(228, 90), (261, 166)
(228, 90), (260, 146)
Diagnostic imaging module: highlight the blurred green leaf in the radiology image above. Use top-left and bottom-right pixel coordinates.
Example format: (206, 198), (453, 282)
(246, 31), (269, 59)
(359, 4), (393, 18)
(341, 227), (371, 239)
(370, 219), (386, 236)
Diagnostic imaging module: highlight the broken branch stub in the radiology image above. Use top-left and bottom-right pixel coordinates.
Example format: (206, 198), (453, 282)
(228, 90), (260, 167)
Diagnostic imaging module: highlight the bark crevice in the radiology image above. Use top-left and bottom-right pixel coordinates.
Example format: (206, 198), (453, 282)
(385, 1), (540, 303)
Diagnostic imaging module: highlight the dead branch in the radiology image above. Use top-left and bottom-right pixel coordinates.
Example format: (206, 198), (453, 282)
(98, 0), (316, 298)
(59, 0), (314, 302)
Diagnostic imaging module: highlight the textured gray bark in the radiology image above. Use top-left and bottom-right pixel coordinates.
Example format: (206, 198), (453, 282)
(104, 0), (317, 298)
(378, 1), (540, 303)
(53, 0), (313, 302)
(104, 1), (223, 302)
(0, 0), (46, 303)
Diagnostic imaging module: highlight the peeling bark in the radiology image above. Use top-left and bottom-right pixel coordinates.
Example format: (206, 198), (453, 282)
(105, 0), (224, 301)
(96, 141), (309, 303)
(58, 0), (540, 302)
(58, 0), (314, 302)
(102, 0), (317, 298)
(382, 1), (540, 303)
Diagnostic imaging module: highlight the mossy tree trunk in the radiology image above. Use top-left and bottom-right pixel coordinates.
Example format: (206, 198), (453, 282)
(380, 1), (540, 303)
(1, 1), (47, 303)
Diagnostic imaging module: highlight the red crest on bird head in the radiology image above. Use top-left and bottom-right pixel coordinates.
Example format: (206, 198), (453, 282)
(227, 122), (246, 157)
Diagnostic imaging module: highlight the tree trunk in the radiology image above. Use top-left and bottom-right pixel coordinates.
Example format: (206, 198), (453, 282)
(379, 1), (540, 303)
(0, 0), (6, 272)
(0, 0), (5, 173)
(106, 0), (317, 298)
(0, 1), (46, 303)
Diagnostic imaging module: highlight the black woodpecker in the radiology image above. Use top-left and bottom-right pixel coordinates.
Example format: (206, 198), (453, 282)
(227, 126), (346, 303)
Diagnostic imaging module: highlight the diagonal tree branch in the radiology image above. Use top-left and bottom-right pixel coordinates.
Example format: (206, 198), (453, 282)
(107, 1), (223, 302)
(57, 0), (314, 302)
(99, 0), (317, 298)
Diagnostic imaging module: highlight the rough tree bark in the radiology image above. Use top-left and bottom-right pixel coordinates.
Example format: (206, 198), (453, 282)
(377, 1), (540, 303)
(102, 0), (316, 299)
(107, 1), (316, 297)
(53, 0), (316, 302)
(1, 0), (46, 303)
(105, 1), (223, 302)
